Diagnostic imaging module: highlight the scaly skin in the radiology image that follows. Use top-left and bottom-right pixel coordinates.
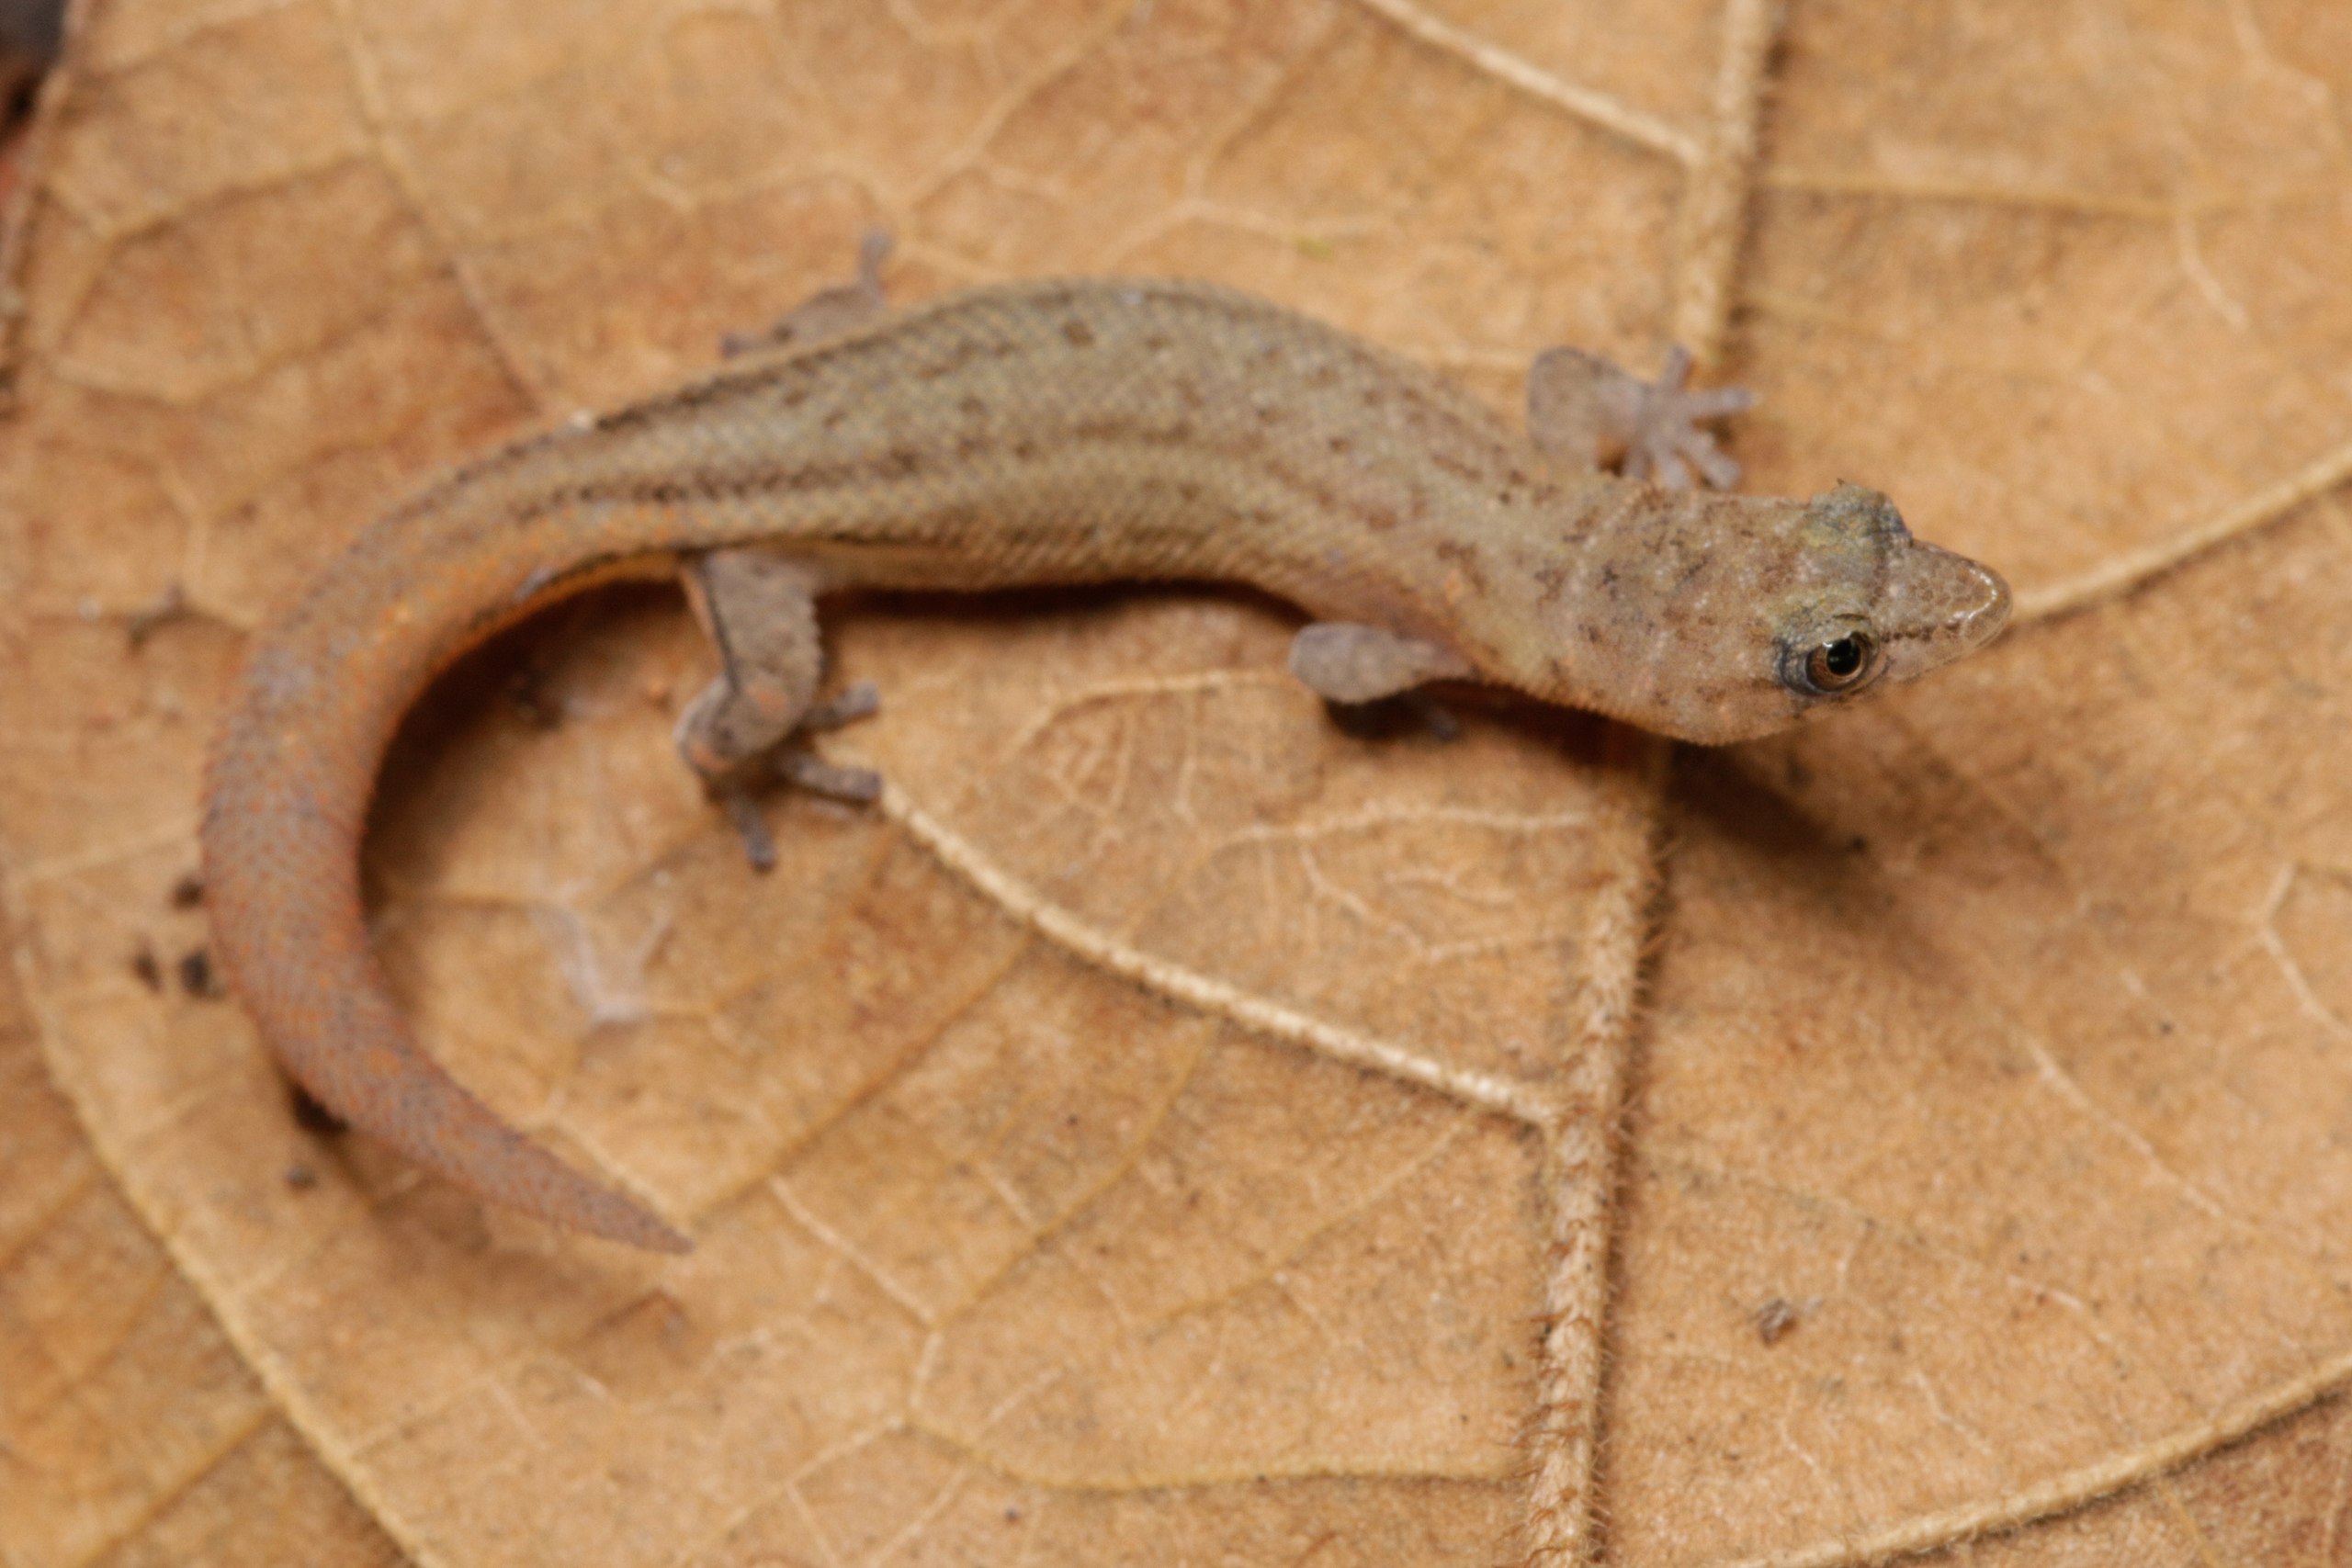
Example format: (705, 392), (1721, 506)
(203, 277), (2009, 1253)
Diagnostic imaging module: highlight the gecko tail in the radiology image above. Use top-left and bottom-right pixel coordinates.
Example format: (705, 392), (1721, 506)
(400, 1078), (695, 1253)
(340, 1013), (695, 1254)
(284, 963), (693, 1252)
(202, 732), (693, 1256)
(287, 968), (692, 1253)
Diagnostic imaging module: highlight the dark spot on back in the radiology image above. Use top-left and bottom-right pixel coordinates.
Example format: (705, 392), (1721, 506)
(1433, 538), (1489, 595)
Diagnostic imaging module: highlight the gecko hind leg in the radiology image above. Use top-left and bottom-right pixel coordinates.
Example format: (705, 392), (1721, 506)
(721, 230), (894, 358)
(677, 547), (880, 871)
(1525, 344), (1754, 490)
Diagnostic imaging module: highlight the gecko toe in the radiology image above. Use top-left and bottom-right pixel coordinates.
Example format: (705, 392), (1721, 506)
(1627, 368), (1751, 492)
(720, 791), (780, 872)
(801, 680), (880, 732)
(776, 750), (883, 804)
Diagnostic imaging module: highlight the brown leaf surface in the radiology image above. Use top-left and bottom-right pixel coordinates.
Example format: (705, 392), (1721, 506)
(3, 1), (2351, 1565)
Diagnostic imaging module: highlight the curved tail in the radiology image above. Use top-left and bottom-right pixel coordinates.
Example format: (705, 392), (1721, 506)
(202, 630), (692, 1254)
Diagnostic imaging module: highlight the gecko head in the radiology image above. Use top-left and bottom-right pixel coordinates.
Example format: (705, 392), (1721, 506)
(1510, 482), (2009, 744)
(1767, 482), (2010, 720)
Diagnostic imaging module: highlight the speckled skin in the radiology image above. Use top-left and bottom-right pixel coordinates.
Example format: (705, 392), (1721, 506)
(202, 277), (2009, 1253)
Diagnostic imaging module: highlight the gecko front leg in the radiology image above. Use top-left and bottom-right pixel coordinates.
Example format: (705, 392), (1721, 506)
(1287, 623), (1474, 705)
(1285, 621), (1476, 740)
(687, 231), (903, 864)
(676, 547), (880, 870)
(1285, 344), (1755, 722)
(1526, 344), (1753, 490)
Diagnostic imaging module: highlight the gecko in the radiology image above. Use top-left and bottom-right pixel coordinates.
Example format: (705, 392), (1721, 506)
(200, 236), (2010, 1254)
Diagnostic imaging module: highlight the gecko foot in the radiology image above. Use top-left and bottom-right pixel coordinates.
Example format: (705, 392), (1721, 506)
(1618, 345), (1754, 490)
(1525, 344), (1754, 490)
(710, 681), (884, 869)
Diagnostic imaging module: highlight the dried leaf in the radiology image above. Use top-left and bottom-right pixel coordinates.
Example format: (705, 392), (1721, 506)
(3, 1), (2350, 1565)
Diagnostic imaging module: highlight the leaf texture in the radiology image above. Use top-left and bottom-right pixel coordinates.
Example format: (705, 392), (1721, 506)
(2, 1), (2350, 1565)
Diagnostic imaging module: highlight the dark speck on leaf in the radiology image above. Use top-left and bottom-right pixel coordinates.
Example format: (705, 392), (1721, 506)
(1754, 1297), (1801, 1345)
(178, 948), (222, 998)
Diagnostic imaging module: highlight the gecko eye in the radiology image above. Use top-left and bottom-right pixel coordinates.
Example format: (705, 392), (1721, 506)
(1784, 631), (1881, 697)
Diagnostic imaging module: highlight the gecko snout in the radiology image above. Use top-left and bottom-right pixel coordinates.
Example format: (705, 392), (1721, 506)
(1938, 551), (2011, 649)
(1878, 541), (2011, 687)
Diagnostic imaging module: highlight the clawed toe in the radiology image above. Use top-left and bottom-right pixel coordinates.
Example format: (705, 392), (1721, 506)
(721, 790), (780, 872)
(775, 750), (883, 803)
(1621, 352), (1755, 491)
(714, 744), (882, 872)
(774, 682), (883, 801)
(800, 680), (880, 732)
(1677, 386), (1758, 421)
